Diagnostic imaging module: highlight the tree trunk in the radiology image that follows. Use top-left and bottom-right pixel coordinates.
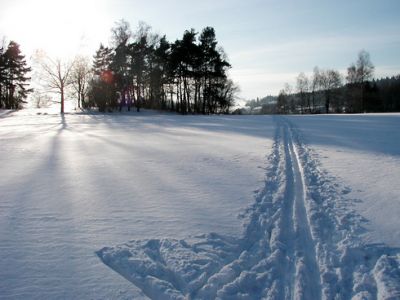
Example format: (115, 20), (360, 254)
(202, 77), (206, 114)
(360, 83), (365, 112)
(61, 86), (65, 114)
(325, 91), (330, 114)
(311, 91), (316, 113)
(194, 81), (198, 113)
(77, 80), (82, 108)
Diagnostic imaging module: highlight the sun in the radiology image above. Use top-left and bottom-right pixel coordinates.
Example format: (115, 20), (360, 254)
(2, 0), (110, 59)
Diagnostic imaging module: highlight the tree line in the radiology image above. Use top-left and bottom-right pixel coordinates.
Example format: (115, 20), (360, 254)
(245, 50), (400, 114)
(29, 21), (238, 114)
(0, 40), (31, 109)
(2, 33), (400, 115)
(87, 20), (238, 114)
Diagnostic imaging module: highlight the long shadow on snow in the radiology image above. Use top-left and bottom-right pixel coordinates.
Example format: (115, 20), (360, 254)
(287, 114), (400, 157)
(80, 112), (275, 141)
(75, 111), (400, 158)
(97, 116), (400, 299)
(0, 114), (88, 297)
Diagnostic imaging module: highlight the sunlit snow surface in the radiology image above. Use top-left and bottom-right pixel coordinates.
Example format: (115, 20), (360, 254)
(289, 114), (400, 247)
(1, 110), (400, 299)
(0, 109), (271, 299)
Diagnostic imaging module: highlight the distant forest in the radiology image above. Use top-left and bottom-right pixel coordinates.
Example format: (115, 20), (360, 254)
(244, 75), (400, 114)
(243, 51), (400, 114)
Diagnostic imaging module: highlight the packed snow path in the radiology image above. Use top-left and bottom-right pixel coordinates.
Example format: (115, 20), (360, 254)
(1, 111), (399, 299)
(98, 117), (400, 299)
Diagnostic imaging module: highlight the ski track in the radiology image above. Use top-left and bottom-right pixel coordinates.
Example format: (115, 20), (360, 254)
(97, 116), (400, 300)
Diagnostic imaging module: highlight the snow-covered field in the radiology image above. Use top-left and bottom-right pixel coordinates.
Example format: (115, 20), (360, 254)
(1, 110), (399, 299)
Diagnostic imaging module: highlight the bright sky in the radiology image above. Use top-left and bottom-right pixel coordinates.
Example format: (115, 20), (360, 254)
(1, 0), (400, 99)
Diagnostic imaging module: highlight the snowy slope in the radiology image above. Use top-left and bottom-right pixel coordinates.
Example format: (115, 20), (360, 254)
(1, 111), (400, 299)
(289, 114), (400, 248)
(0, 110), (272, 299)
(97, 115), (400, 299)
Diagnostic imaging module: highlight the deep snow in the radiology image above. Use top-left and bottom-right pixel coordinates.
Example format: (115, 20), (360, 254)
(97, 116), (400, 299)
(0, 110), (272, 299)
(289, 114), (400, 248)
(1, 110), (400, 299)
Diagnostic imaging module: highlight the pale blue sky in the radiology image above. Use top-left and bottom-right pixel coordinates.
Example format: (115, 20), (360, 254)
(1, 0), (399, 99)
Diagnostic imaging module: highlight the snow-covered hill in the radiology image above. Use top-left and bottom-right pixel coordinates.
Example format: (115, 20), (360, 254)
(1, 110), (399, 299)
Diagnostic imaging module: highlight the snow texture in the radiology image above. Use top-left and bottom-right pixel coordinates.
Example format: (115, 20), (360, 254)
(0, 110), (270, 299)
(288, 114), (400, 248)
(1, 110), (400, 299)
(97, 116), (400, 300)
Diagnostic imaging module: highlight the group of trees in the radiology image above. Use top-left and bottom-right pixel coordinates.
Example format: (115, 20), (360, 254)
(1, 21), (237, 115)
(33, 52), (92, 113)
(270, 50), (400, 114)
(0, 40), (32, 109)
(2, 33), (399, 116)
(33, 50), (75, 113)
(89, 21), (238, 114)
(276, 67), (343, 114)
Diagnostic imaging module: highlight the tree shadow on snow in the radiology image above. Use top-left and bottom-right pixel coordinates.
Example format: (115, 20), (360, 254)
(97, 117), (400, 299)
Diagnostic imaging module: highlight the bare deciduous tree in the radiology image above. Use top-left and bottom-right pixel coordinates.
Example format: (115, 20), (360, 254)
(319, 69), (342, 113)
(33, 50), (74, 113)
(296, 72), (309, 113)
(71, 56), (92, 109)
(310, 66), (321, 113)
(284, 83), (296, 113)
(346, 50), (374, 111)
(111, 19), (132, 47)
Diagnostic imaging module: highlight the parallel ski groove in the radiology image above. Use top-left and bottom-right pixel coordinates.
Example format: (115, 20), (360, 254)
(97, 116), (400, 300)
(287, 124), (322, 300)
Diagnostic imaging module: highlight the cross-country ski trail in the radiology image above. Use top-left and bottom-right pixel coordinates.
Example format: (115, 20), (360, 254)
(97, 116), (400, 300)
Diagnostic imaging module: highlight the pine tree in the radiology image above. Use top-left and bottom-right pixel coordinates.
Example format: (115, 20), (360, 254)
(150, 36), (170, 109)
(0, 44), (5, 108)
(128, 36), (148, 111)
(199, 27), (231, 114)
(89, 44), (116, 111)
(92, 44), (113, 77)
(87, 24), (238, 114)
(0, 41), (32, 109)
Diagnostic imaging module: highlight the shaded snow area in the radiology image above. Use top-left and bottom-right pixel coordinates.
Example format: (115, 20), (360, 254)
(0, 109), (13, 117)
(289, 114), (400, 249)
(97, 116), (400, 299)
(0, 110), (271, 299)
(1, 111), (400, 300)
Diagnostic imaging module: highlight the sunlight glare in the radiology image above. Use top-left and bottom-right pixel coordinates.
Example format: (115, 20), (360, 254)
(3, 0), (109, 59)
